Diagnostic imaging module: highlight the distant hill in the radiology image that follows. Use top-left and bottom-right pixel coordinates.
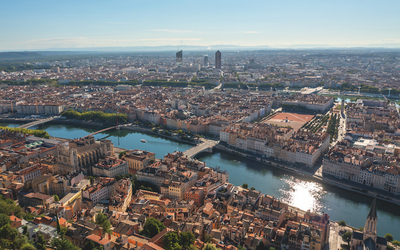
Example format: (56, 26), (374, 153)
(0, 52), (44, 62)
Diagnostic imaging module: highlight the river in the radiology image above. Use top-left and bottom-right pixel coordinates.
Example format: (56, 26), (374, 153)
(1, 122), (400, 239)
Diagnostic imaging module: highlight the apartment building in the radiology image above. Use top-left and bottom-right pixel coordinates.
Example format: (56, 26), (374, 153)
(109, 179), (132, 212)
(92, 157), (129, 178)
(123, 149), (155, 171)
(82, 178), (116, 207)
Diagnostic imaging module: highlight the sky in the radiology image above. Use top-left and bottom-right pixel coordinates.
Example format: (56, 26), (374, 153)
(1, 0), (400, 51)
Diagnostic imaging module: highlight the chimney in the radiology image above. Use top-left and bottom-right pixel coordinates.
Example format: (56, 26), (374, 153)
(108, 233), (111, 240)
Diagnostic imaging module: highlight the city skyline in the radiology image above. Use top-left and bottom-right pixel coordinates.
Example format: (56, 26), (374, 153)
(1, 0), (400, 51)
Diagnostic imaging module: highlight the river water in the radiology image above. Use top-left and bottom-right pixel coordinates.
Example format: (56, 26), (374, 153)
(1, 122), (400, 239)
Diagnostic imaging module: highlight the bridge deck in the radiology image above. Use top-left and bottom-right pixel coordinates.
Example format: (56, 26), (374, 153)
(184, 140), (219, 158)
(19, 117), (54, 129)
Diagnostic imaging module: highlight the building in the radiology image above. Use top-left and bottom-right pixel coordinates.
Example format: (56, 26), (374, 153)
(85, 234), (112, 250)
(109, 179), (132, 212)
(204, 55), (209, 67)
(57, 136), (114, 174)
(92, 157), (129, 178)
(350, 197), (387, 250)
(123, 150), (155, 172)
(176, 50), (183, 66)
(215, 50), (221, 69)
(82, 178), (116, 207)
(18, 191), (54, 207)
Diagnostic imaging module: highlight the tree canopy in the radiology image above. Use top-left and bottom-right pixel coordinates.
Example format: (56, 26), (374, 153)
(385, 234), (393, 242)
(342, 231), (352, 246)
(95, 212), (111, 233)
(0, 126), (50, 139)
(61, 109), (128, 124)
(140, 217), (166, 238)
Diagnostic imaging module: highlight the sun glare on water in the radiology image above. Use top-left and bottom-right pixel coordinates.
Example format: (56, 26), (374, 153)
(280, 176), (326, 212)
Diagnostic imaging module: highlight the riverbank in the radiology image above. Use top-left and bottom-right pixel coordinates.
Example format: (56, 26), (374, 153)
(0, 117), (104, 128)
(214, 144), (400, 206)
(121, 125), (197, 146)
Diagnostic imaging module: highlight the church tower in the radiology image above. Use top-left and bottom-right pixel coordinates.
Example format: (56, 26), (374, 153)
(363, 197), (378, 242)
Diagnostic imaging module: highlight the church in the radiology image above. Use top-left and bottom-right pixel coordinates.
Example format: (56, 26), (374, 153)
(351, 197), (387, 250)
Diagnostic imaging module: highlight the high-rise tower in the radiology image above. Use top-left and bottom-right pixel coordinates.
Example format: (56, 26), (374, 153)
(176, 50), (183, 66)
(215, 50), (221, 69)
(204, 55), (209, 67)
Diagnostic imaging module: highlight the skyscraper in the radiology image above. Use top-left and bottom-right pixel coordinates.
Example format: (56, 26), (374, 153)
(204, 55), (209, 67)
(176, 50), (183, 66)
(215, 50), (221, 69)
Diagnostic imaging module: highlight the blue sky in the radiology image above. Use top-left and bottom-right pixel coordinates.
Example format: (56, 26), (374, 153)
(1, 0), (400, 50)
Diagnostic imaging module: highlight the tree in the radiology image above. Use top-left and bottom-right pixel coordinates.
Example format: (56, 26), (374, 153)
(392, 240), (400, 246)
(23, 213), (34, 222)
(237, 246), (246, 250)
(36, 234), (47, 250)
(387, 245), (394, 250)
(269, 247), (276, 250)
(250, 187), (256, 191)
(84, 240), (96, 250)
(338, 220), (346, 226)
(385, 234), (393, 242)
(51, 237), (80, 250)
(256, 241), (267, 250)
(180, 232), (195, 249)
(60, 226), (68, 238)
(358, 227), (364, 232)
(0, 213), (11, 227)
(140, 217), (166, 238)
(204, 234), (213, 243)
(203, 243), (221, 250)
(54, 194), (60, 202)
(21, 243), (36, 250)
(22, 225), (29, 238)
(95, 212), (111, 233)
(342, 231), (352, 247)
(242, 183), (248, 189)
(56, 214), (61, 234)
(87, 176), (95, 184)
(163, 232), (180, 250)
(0, 224), (28, 249)
(119, 151), (127, 159)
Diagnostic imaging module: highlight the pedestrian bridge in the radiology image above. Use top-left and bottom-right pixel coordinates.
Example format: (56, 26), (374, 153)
(184, 139), (219, 158)
(19, 117), (54, 129)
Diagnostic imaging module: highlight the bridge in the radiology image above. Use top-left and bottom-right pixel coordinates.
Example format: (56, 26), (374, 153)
(184, 139), (219, 158)
(82, 124), (131, 138)
(19, 117), (54, 129)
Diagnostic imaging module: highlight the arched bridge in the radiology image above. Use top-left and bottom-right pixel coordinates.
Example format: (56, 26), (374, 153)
(184, 139), (219, 158)
(19, 117), (54, 129)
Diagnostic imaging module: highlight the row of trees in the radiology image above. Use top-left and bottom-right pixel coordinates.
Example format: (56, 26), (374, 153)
(142, 80), (216, 90)
(326, 114), (339, 142)
(335, 83), (400, 96)
(0, 79), (57, 86)
(61, 109), (128, 124)
(0, 126), (51, 139)
(66, 80), (140, 86)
